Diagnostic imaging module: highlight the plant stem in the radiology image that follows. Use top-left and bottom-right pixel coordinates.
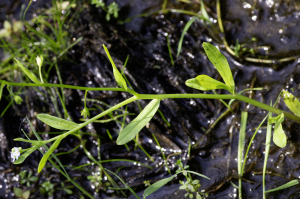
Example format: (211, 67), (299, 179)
(136, 93), (300, 123)
(0, 80), (132, 93)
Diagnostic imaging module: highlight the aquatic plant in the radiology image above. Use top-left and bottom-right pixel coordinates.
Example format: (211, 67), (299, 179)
(2, 40), (300, 198)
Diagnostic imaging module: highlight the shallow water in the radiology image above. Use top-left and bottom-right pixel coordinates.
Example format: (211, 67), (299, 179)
(1, 0), (300, 198)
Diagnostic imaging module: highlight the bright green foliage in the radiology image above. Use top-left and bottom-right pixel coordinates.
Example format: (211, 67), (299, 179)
(268, 113), (286, 148)
(37, 114), (79, 130)
(14, 59), (41, 84)
(14, 95), (23, 105)
(117, 99), (160, 145)
(281, 91), (300, 117)
(106, 2), (119, 21)
(91, 0), (105, 7)
(103, 44), (128, 91)
(38, 135), (64, 173)
(186, 75), (231, 92)
(265, 179), (299, 193)
(19, 170), (38, 187)
(14, 145), (41, 164)
(177, 16), (198, 57)
(81, 107), (90, 118)
(202, 42), (235, 94)
(0, 82), (5, 100)
(144, 175), (176, 197)
(14, 138), (48, 146)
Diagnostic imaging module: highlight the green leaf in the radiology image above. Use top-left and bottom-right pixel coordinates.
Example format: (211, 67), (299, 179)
(14, 145), (41, 164)
(200, 0), (210, 22)
(0, 82), (6, 101)
(117, 99), (160, 145)
(265, 179), (299, 193)
(103, 44), (128, 91)
(184, 170), (210, 180)
(14, 58), (41, 84)
(273, 123), (286, 148)
(177, 16), (198, 57)
(268, 113), (286, 148)
(37, 114), (79, 130)
(105, 169), (140, 199)
(14, 187), (23, 197)
(38, 135), (64, 173)
(14, 138), (49, 146)
(281, 91), (300, 117)
(186, 75), (231, 92)
(22, 190), (31, 199)
(144, 175), (177, 197)
(268, 113), (284, 124)
(202, 42), (235, 93)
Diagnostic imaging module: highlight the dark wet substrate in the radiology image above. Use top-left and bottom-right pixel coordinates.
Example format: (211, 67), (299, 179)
(1, 0), (300, 198)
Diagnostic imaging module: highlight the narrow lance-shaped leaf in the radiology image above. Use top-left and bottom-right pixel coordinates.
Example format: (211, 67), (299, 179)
(177, 16), (198, 57)
(265, 179), (299, 193)
(14, 137), (50, 146)
(38, 135), (64, 173)
(281, 91), (300, 117)
(103, 44), (128, 91)
(14, 145), (41, 164)
(186, 75), (231, 92)
(202, 42), (235, 93)
(0, 82), (6, 101)
(144, 175), (177, 197)
(117, 99), (160, 145)
(14, 58), (41, 84)
(144, 170), (209, 197)
(105, 169), (140, 199)
(37, 114), (79, 130)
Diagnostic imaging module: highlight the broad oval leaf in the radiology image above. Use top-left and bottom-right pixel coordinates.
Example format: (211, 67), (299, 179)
(186, 75), (232, 92)
(14, 145), (41, 164)
(103, 44), (128, 91)
(144, 175), (176, 197)
(37, 114), (79, 130)
(117, 99), (160, 145)
(281, 91), (300, 117)
(38, 135), (63, 173)
(14, 58), (41, 84)
(273, 123), (286, 148)
(202, 42), (235, 93)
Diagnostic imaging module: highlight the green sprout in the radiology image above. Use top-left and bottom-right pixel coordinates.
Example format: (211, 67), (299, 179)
(19, 170), (38, 188)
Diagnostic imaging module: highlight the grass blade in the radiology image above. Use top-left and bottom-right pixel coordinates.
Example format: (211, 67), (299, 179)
(144, 175), (176, 197)
(105, 169), (140, 199)
(263, 110), (273, 199)
(265, 180), (299, 193)
(177, 16), (198, 57)
(238, 111), (248, 199)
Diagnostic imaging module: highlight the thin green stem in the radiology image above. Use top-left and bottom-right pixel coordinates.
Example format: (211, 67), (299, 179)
(0, 80), (130, 92)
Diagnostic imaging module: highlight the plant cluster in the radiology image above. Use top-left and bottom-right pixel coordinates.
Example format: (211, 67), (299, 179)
(1, 0), (300, 199)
